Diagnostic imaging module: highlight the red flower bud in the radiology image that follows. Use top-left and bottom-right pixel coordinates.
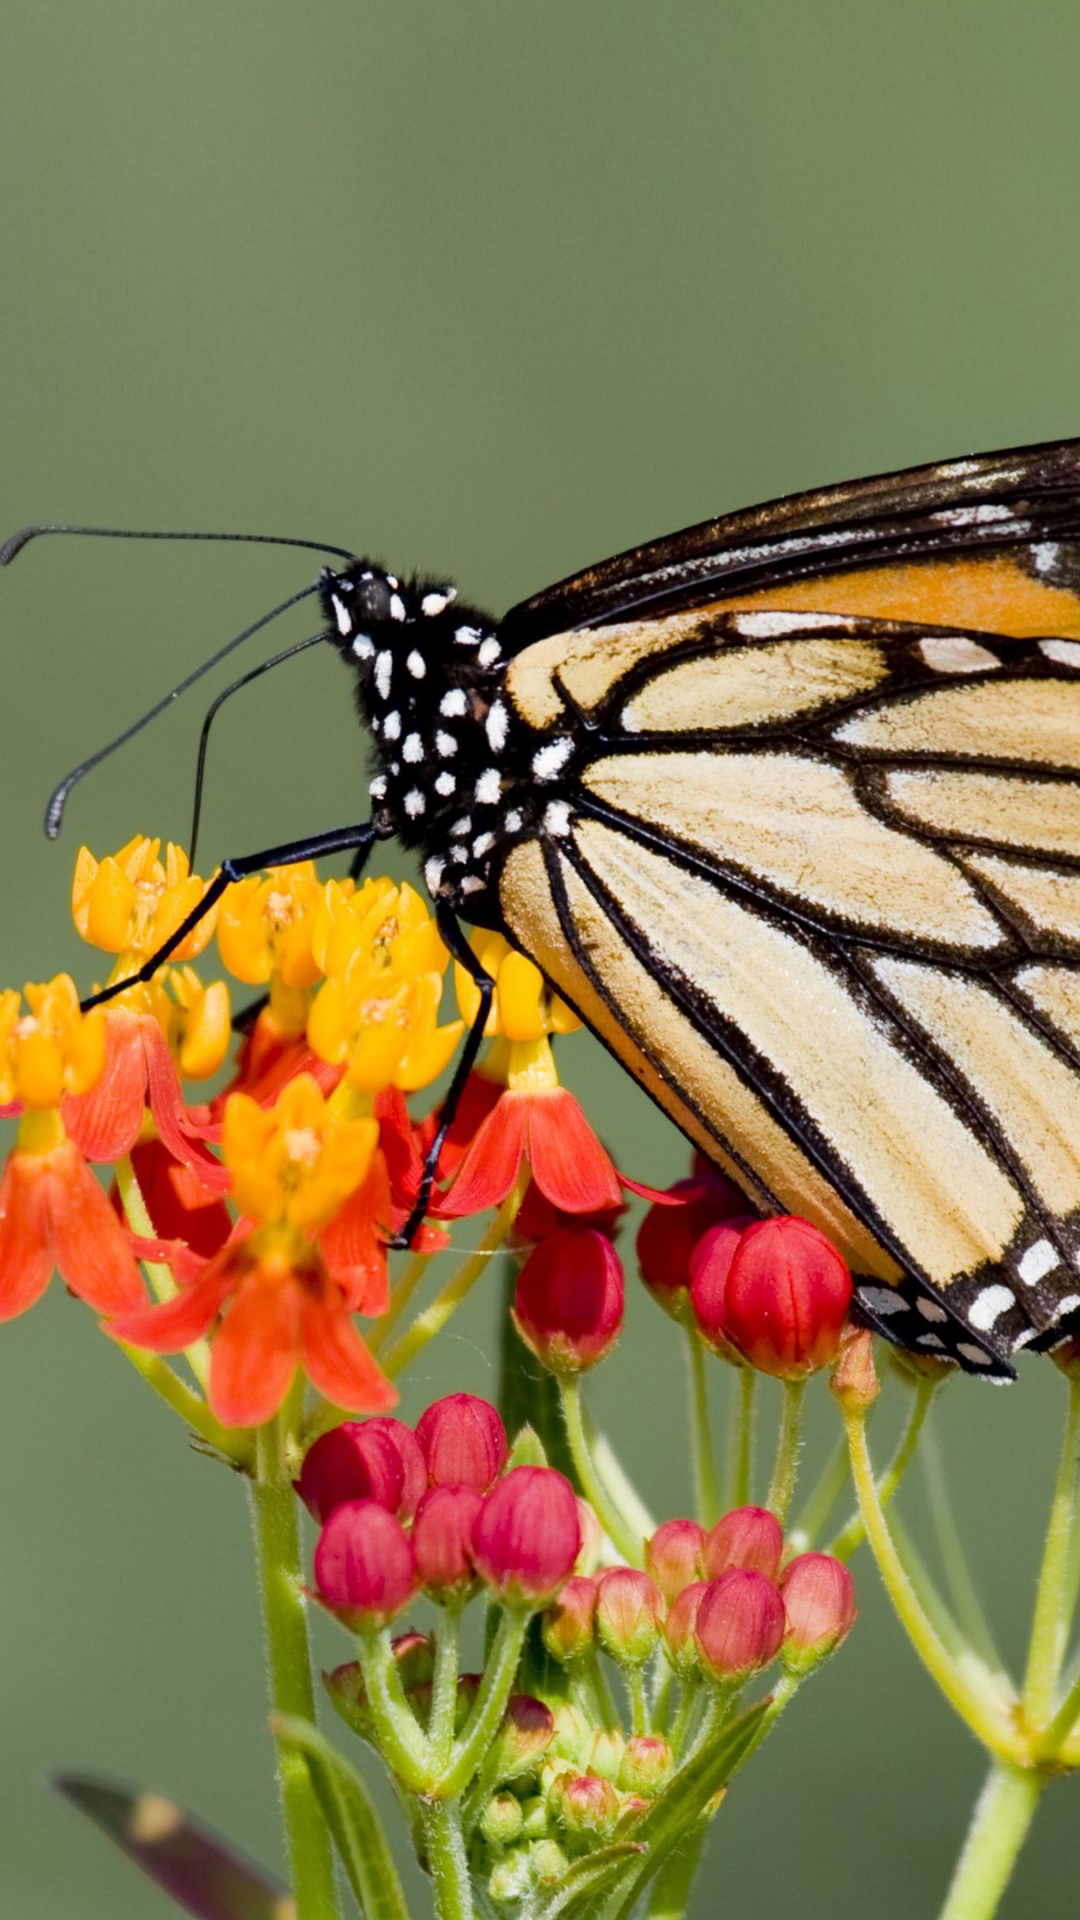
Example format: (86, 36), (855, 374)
(781, 1553), (857, 1662)
(542, 1576), (598, 1664)
(618, 1735), (674, 1796)
(662, 1580), (711, 1679)
(513, 1176), (624, 1245)
(412, 1484), (484, 1602)
(704, 1506), (784, 1583)
(595, 1568), (663, 1667)
(694, 1570), (785, 1681)
(720, 1217), (853, 1378)
(645, 1519), (706, 1602)
(415, 1393), (508, 1492)
(298, 1417), (426, 1525)
(549, 1772), (621, 1843)
(490, 1695), (556, 1777)
(313, 1499), (417, 1631)
(689, 1220), (754, 1356)
(512, 1228), (624, 1375)
(472, 1466), (582, 1609)
(636, 1167), (746, 1316)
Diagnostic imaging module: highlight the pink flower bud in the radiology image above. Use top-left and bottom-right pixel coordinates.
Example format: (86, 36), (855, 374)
(618, 1735), (674, 1796)
(549, 1772), (621, 1842)
(694, 1570), (785, 1681)
(646, 1519), (706, 1602)
(781, 1553), (857, 1662)
(314, 1499), (417, 1631)
(512, 1228), (624, 1374)
(636, 1165), (746, 1316)
(662, 1580), (711, 1679)
(720, 1217), (853, 1379)
(415, 1393), (508, 1492)
(412, 1484), (484, 1602)
(491, 1695), (557, 1776)
(542, 1576), (598, 1664)
(472, 1466), (582, 1609)
(298, 1417), (426, 1525)
(575, 1498), (603, 1575)
(595, 1568), (663, 1667)
(689, 1220), (755, 1357)
(704, 1506), (784, 1582)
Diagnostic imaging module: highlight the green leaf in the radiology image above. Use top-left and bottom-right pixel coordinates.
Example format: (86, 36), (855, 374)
(538, 1841), (646, 1920)
(52, 1774), (290, 1920)
(506, 1424), (549, 1470)
(497, 1264), (575, 1480)
(272, 1713), (409, 1920)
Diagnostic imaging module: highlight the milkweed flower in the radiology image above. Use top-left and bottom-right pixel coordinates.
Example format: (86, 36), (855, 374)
(314, 1498), (418, 1632)
(415, 1393), (508, 1491)
(472, 1466), (582, 1609)
(716, 1217), (854, 1378)
(636, 1158), (747, 1317)
(512, 1228), (624, 1374)
(298, 1417), (426, 1525)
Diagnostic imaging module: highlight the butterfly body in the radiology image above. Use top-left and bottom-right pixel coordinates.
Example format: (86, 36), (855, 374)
(315, 444), (1080, 1377)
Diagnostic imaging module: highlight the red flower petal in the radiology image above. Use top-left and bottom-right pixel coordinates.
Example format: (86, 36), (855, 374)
(300, 1291), (397, 1414)
(0, 1153), (53, 1320)
(128, 1139), (232, 1259)
(321, 1152), (392, 1316)
(142, 1020), (231, 1191)
(419, 1071), (504, 1181)
(48, 1143), (146, 1311)
(106, 1263), (233, 1349)
(438, 1092), (529, 1218)
(62, 1007), (147, 1161)
(209, 1269), (302, 1427)
(526, 1090), (622, 1214)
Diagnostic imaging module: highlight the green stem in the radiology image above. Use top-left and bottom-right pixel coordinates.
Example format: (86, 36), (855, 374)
(115, 1340), (251, 1463)
(765, 1379), (806, 1524)
(646, 1826), (706, 1919)
(726, 1366), (756, 1510)
(829, 1374), (936, 1562)
(559, 1377), (643, 1565)
(430, 1604), (463, 1772)
(627, 1666), (649, 1738)
(685, 1324), (720, 1526)
(787, 1436), (849, 1554)
(1023, 1376), (1080, 1729)
(936, 1759), (1043, 1920)
(367, 1248), (435, 1355)
(116, 1152), (212, 1389)
(380, 1179), (526, 1379)
(842, 1401), (1021, 1760)
(667, 1682), (703, 1760)
(419, 1800), (474, 1920)
(250, 1416), (341, 1920)
(356, 1630), (434, 1792)
(437, 1609), (529, 1801)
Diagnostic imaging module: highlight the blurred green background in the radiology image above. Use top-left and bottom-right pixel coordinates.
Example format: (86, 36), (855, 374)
(2, 4), (1080, 1914)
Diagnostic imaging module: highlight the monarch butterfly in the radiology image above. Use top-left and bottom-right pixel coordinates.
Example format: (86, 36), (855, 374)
(11, 437), (1080, 1379)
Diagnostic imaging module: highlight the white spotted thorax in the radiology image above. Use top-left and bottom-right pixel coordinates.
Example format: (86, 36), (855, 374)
(318, 561), (571, 924)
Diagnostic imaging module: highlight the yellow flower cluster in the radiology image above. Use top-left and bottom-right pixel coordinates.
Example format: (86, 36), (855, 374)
(224, 1074), (378, 1233)
(0, 974), (106, 1109)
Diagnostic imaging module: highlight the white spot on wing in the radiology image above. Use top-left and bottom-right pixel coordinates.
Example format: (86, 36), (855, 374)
(504, 809), (523, 832)
(435, 771), (456, 796)
(383, 711), (401, 741)
(544, 800), (571, 837)
(1018, 1239), (1059, 1286)
(422, 588), (456, 616)
(351, 634), (374, 660)
(460, 875), (484, 895)
(389, 593), (407, 623)
(406, 650), (426, 679)
(917, 1333), (946, 1350)
(967, 1284), (1015, 1332)
(368, 774), (387, 798)
(403, 732), (423, 763)
(404, 789), (426, 817)
(455, 625), (483, 646)
(331, 595), (351, 636)
(486, 701), (508, 752)
(733, 611), (849, 638)
(435, 730), (457, 757)
(1041, 639), (1080, 669)
(424, 856), (445, 891)
(1032, 542), (1061, 575)
(1050, 1293), (1080, 1322)
(918, 636), (998, 673)
(472, 832), (495, 857)
(478, 637), (502, 667)
(915, 1296), (949, 1323)
(533, 736), (573, 781)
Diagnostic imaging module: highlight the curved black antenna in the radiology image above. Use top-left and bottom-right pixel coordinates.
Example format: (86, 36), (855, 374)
(189, 629), (329, 866)
(0, 523), (355, 566)
(44, 582), (325, 839)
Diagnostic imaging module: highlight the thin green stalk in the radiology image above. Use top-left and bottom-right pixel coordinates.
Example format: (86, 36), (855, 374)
(725, 1366), (756, 1510)
(627, 1667), (649, 1738)
(787, 1436), (849, 1554)
(116, 1152), (212, 1388)
(829, 1374), (936, 1562)
(559, 1377), (643, 1565)
(356, 1630), (434, 1792)
(765, 1378), (806, 1524)
(430, 1604), (464, 1771)
(419, 1800), (474, 1920)
(667, 1682), (703, 1760)
(367, 1248), (435, 1355)
(1023, 1376), (1080, 1728)
(685, 1325), (720, 1526)
(921, 1422), (1002, 1673)
(437, 1609), (529, 1801)
(380, 1179), (526, 1379)
(115, 1339), (251, 1463)
(842, 1401), (1021, 1760)
(936, 1759), (1043, 1920)
(250, 1416), (342, 1920)
(586, 1413), (657, 1544)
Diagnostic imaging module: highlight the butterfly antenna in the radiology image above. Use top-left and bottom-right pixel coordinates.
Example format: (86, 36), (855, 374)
(0, 523), (356, 566)
(188, 630), (329, 867)
(44, 583), (325, 839)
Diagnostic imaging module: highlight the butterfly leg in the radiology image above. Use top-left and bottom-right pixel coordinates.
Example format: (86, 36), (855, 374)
(390, 902), (495, 1250)
(79, 821), (380, 1012)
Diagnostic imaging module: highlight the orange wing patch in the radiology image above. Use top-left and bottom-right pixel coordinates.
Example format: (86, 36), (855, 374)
(716, 555), (1080, 640)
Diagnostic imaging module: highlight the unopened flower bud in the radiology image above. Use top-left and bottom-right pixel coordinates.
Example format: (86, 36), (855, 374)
(636, 1165), (746, 1317)
(646, 1519), (706, 1602)
(298, 1417), (426, 1525)
(574, 1498), (603, 1574)
(595, 1567), (663, 1667)
(411, 1671), (481, 1734)
(695, 1570), (785, 1682)
(704, 1506), (783, 1582)
(412, 1484), (483, 1602)
(513, 1228), (624, 1374)
(781, 1553), (857, 1669)
(549, 1772), (621, 1844)
(519, 1795), (548, 1841)
(486, 1696), (557, 1784)
(722, 1217), (852, 1378)
(549, 1702), (592, 1770)
(323, 1660), (371, 1737)
(525, 1838), (569, 1881)
(480, 1793), (525, 1847)
(472, 1466), (581, 1610)
(314, 1499), (417, 1632)
(830, 1323), (881, 1411)
(689, 1219), (756, 1360)
(542, 1576), (597, 1665)
(416, 1392), (508, 1491)
(618, 1735), (674, 1796)
(662, 1580), (711, 1679)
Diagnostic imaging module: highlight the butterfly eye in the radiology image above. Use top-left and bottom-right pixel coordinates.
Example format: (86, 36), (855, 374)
(355, 573), (394, 625)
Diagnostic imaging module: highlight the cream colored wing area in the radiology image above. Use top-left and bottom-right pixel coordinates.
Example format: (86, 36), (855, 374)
(960, 855), (1080, 944)
(887, 769), (1080, 856)
(873, 958), (1080, 1215)
(835, 679), (1080, 767)
(505, 610), (712, 728)
(584, 751), (1003, 948)
(571, 816), (1023, 1285)
(622, 638), (887, 733)
(1014, 967), (1080, 1050)
(497, 839), (900, 1278)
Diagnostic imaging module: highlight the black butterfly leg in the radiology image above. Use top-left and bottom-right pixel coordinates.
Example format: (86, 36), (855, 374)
(79, 821), (380, 1012)
(390, 901), (495, 1250)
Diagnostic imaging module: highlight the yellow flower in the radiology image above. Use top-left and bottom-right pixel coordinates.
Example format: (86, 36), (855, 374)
(222, 1074), (378, 1234)
(217, 862), (323, 989)
(0, 975), (106, 1109)
(311, 876), (446, 980)
(73, 836), (216, 962)
(159, 967), (232, 1080)
(306, 877), (461, 1094)
(454, 932), (580, 1043)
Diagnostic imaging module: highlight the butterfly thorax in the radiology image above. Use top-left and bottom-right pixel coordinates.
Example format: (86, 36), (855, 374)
(319, 560), (556, 924)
